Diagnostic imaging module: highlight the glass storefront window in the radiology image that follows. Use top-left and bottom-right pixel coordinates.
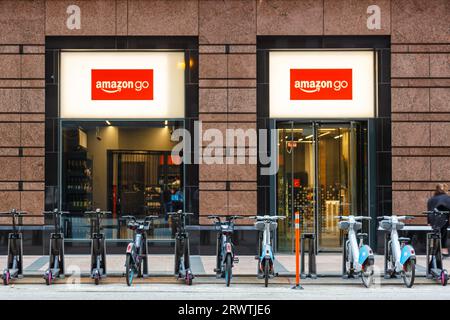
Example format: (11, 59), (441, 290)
(60, 120), (183, 240)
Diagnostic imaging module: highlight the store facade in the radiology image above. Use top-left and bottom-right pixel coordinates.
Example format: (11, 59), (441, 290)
(257, 36), (391, 252)
(45, 37), (200, 253)
(0, 0), (448, 255)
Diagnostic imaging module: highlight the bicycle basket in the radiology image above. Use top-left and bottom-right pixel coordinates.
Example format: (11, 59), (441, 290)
(380, 220), (392, 232)
(254, 221), (265, 231)
(338, 221), (350, 231)
(427, 211), (448, 230)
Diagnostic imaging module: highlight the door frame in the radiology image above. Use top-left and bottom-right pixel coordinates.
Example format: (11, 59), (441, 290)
(271, 119), (374, 253)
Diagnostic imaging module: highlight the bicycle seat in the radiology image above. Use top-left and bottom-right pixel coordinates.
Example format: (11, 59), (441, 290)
(399, 237), (410, 243)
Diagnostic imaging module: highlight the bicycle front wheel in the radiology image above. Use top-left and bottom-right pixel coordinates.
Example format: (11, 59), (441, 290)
(125, 254), (134, 286)
(225, 255), (232, 287)
(402, 259), (415, 288)
(361, 263), (374, 288)
(264, 260), (270, 288)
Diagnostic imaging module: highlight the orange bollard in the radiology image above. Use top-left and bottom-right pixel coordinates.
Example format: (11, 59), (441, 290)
(292, 211), (303, 290)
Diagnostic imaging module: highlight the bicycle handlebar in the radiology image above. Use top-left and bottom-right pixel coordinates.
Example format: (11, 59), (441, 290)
(335, 215), (371, 220)
(122, 215), (158, 222)
(377, 215), (415, 221)
(167, 211), (194, 216)
(207, 215), (244, 222)
(43, 210), (69, 215)
(84, 209), (111, 215)
(250, 215), (286, 220)
(423, 209), (450, 215)
(0, 210), (28, 216)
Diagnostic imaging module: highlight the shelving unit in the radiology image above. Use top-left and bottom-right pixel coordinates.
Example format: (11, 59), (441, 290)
(144, 186), (162, 214)
(63, 153), (93, 213)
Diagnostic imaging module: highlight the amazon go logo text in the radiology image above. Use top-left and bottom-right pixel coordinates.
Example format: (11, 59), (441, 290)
(290, 69), (352, 100)
(91, 69), (153, 100)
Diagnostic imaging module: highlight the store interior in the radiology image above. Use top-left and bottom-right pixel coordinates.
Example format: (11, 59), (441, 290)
(61, 121), (183, 240)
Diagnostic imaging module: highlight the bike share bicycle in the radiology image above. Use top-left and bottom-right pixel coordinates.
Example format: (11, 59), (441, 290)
(122, 215), (157, 286)
(250, 215), (285, 287)
(378, 215), (416, 288)
(208, 215), (243, 287)
(168, 210), (195, 285)
(423, 208), (449, 286)
(1, 209), (27, 285)
(85, 209), (110, 285)
(337, 215), (375, 288)
(43, 209), (69, 285)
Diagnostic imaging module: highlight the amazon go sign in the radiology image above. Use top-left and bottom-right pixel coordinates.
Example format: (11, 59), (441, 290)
(290, 69), (352, 100)
(60, 51), (185, 119)
(270, 51), (375, 119)
(91, 69), (153, 100)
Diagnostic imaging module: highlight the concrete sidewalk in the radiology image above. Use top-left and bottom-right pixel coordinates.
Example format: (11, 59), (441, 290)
(3, 254), (447, 277)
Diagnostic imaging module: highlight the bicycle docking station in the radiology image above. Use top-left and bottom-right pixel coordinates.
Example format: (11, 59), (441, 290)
(141, 233), (150, 278)
(425, 230), (447, 284)
(48, 231), (65, 279)
(90, 229), (107, 279)
(300, 233), (317, 279)
(86, 209), (112, 284)
(6, 223), (24, 280)
(383, 232), (393, 279)
(44, 209), (68, 285)
(424, 209), (448, 286)
(341, 233), (353, 278)
(1, 210), (26, 285)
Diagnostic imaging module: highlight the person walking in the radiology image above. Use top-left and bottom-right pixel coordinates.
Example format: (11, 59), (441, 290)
(427, 183), (450, 257)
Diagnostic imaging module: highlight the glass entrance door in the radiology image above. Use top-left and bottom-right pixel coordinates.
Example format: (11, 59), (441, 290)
(276, 121), (368, 252)
(277, 122), (316, 252)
